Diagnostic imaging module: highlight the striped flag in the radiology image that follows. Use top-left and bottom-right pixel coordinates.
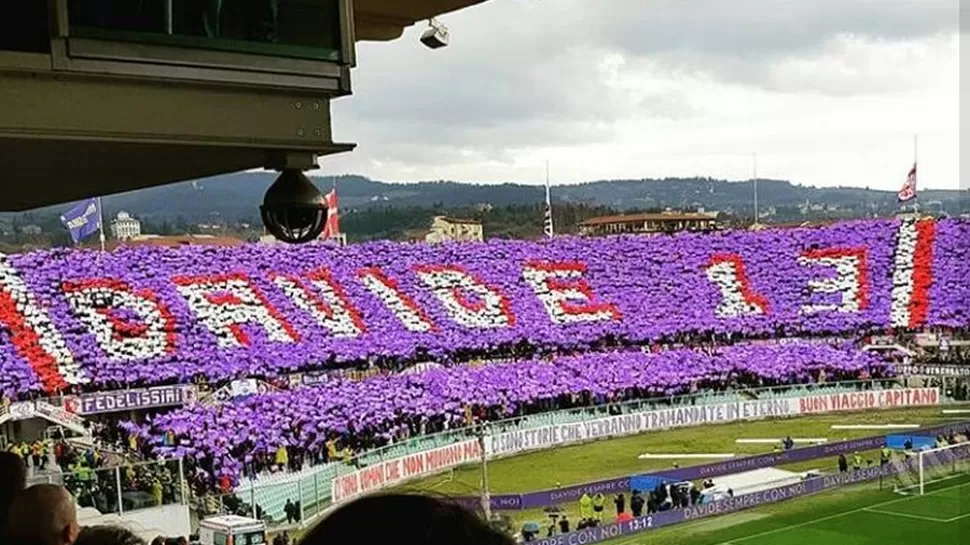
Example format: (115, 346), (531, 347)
(543, 204), (554, 238)
(898, 163), (917, 203)
(543, 163), (554, 238)
(321, 188), (340, 238)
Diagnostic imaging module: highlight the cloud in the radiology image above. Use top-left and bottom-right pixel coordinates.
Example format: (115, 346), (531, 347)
(325, 0), (959, 190)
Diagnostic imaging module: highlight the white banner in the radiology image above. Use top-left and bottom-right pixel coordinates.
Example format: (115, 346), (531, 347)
(329, 387), (939, 504)
(332, 439), (482, 504)
(489, 398), (797, 458)
(794, 387), (938, 414)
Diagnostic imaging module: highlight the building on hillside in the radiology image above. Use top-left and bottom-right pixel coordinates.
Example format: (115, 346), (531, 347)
(425, 216), (483, 244)
(579, 210), (719, 236)
(110, 211), (141, 240)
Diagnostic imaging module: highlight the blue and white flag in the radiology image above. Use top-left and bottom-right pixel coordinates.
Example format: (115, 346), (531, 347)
(59, 198), (101, 244)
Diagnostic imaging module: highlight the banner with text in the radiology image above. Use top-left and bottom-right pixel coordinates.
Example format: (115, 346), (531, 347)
(331, 388), (940, 505)
(63, 385), (198, 415)
(488, 398), (798, 459)
(331, 439), (482, 504)
(794, 387), (938, 415)
(897, 364), (970, 377)
(533, 443), (970, 545)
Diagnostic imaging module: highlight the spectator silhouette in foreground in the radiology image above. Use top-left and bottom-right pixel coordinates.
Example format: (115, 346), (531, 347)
(4, 484), (80, 545)
(302, 494), (513, 545)
(74, 525), (146, 545)
(0, 452), (28, 529)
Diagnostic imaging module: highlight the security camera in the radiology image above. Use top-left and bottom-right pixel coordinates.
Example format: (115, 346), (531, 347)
(421, 19), (449, 49)
(259, 169), (328, 244)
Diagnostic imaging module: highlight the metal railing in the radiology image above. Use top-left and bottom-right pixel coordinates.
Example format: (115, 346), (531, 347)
(200, 378), (908, 526)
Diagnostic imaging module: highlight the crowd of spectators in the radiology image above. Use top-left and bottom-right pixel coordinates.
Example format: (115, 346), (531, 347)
(0, 446), (511, 545)
(3, 216), (966, 401)
(118, 342), (885, 492)
(6, 433), (183, 516)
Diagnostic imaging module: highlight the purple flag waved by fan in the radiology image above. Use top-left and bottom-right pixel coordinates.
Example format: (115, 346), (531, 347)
(59, 198), (103, 246)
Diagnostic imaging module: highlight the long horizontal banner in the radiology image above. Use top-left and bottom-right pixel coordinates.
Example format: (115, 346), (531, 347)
(532, 443), (970, 545)
(62, 385), (198, 415)
(488, 388), (938, 459)
(331, 388), (940, 505)
(896, 364), (970, 377)
(794, 388), (939, 415)
(488, 399), (797, 459)
(331, 439), (482, 504)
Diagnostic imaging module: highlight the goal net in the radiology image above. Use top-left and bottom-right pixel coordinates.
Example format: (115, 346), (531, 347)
(893, 442), (970, 496)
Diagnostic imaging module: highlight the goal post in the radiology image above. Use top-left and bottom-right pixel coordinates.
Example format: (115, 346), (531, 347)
(893, 442), (970, 496)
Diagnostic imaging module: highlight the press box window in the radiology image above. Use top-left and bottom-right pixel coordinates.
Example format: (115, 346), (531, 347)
(67, 0), (343, 61)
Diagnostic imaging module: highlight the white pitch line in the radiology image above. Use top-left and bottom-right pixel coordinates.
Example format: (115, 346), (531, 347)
(638, 453), (736, 459)
(941, 409), (970, 414)
(863, 508), (952, 523)
(735, 438), (828, 444)
(831, 424), (921, 430)
(943, 512), (970, 523)
(709, 480), (970, 545)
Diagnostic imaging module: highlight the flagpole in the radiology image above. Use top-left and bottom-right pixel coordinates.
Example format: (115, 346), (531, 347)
(752, 152), (759, 226)
(913, 134), (919, 216)
(97, 197), (106, 252)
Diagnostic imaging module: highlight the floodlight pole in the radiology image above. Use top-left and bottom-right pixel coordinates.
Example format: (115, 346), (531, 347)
(477, 422), (492, 521)
(752, 152), (759, 226)
(912, 134), (920, 216)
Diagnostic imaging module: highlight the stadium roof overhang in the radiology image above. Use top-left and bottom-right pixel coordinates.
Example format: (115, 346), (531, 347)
(0, 0), (490, 212)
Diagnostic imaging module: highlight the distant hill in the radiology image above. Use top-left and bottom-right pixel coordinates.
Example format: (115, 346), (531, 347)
(13, 172), (968, 220)
(1, 173), (966, 246)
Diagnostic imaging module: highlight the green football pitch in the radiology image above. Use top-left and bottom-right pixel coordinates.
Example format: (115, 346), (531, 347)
(393, 406), (969, 544)
(603, 476), (969, 545)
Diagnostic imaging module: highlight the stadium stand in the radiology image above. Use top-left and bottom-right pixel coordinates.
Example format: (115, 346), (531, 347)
(0, 217), (968, 528)
(119, 343), (885, 493)
(0, 217), (965, 398)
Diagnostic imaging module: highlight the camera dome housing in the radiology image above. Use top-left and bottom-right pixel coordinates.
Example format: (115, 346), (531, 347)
(421, 19), (449, 49)
(259, 169), (327, 244)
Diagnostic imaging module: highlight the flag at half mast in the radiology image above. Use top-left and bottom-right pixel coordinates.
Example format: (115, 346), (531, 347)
(898, 163), (917, 202)
(321, 188), (341, 238)
(543, 162), (554, 238)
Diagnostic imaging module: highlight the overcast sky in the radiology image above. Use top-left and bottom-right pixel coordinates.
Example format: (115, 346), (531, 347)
(324, 0), (961, 191)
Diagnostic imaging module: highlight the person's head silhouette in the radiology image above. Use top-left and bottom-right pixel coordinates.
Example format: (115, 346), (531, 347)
(0, 451), (27, 526)
(303, 494), (513, 545)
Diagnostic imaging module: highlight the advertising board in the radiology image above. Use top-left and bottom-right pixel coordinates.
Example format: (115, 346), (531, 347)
(532, 444), (970, 545)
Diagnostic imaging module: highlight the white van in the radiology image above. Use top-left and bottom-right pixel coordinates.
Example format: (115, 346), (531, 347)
(198, 516), (266, 545)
